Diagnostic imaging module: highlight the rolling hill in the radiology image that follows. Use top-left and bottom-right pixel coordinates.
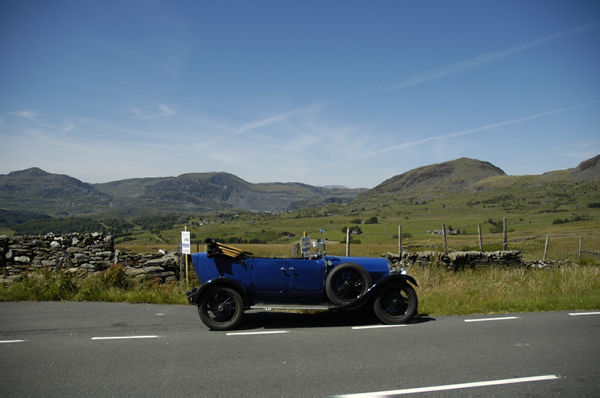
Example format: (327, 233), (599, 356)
(0, 169), (364, 217)
(354, 158), (506, 204)
(0, 167), (112, 215)
(1, 155), (598, 223)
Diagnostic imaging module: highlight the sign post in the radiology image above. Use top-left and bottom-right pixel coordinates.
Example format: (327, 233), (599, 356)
(181, 228), (191, 289)
(301, 236), (311, 258)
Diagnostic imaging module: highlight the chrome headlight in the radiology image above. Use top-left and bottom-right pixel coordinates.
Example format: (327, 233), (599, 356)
(387, 259), (398, 275)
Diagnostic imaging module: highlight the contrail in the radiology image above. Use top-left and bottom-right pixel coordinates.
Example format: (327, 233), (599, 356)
(329, 101), (600, 165)
(381, 21), (600, 93)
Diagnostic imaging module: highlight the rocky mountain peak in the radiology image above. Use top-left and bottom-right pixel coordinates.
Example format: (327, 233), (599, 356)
(572, 154), (600, 181)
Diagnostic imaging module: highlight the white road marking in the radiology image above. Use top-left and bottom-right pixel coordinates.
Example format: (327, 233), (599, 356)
(464, 316), (519, 323)
(338, 375), (560, 396)
(0, 340), (26, 344)
(226, 330), (288, 336)
(91, 335), (161, 340)
(569, 312), (600, 316)
(352, 325), (408, 330)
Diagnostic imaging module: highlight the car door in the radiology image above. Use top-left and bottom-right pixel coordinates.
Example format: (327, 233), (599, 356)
(287, 258), (325, 294)
(248, 258), (286, 293)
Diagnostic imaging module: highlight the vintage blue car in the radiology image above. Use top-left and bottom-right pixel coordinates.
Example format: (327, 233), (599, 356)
(186, 236), (418, 330)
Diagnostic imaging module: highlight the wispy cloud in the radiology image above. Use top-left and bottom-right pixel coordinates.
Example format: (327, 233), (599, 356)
(236, 111), (294, 133)
(567, 139), (600, 160)
(382, 21), (600, 92)
(158, 103), (177, 116)
(235, 102), (326, 134)
(129, 103), (178, 119)
(7, 110), (36, 118)
(330, 102), (600, 165)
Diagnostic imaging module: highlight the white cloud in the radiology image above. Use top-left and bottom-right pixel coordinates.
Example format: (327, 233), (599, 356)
(158, 103), (177, 116)
(7, 110), (36, 119)
(129, 103), (179, 119)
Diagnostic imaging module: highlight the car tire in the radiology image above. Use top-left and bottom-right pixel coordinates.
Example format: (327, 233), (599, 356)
(373, 282), (417, 324)
(326, 262), (372, 306)
(198, 286), (245, 330)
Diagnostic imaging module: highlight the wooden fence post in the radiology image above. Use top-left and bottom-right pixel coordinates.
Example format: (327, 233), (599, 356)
(543, 235), (549, 261)
(579, 236), (583, 260)
(345, 228), (350, 257)
(398, 225), (402, 255)
(478, 224), (483, 252)
(503, 217), (507, 251)
(442, 224), (448, 255)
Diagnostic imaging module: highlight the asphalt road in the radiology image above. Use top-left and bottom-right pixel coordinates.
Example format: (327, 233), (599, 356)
(1, 302), (599, 396)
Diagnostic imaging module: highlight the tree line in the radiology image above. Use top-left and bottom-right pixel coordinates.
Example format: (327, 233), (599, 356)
(11, 215), (189, 237)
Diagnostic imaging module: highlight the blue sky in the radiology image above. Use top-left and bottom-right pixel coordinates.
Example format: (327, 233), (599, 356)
(1, 0), (599, 188)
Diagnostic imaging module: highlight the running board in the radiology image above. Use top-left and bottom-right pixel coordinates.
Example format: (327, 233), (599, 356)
(251, 304), (330, 311)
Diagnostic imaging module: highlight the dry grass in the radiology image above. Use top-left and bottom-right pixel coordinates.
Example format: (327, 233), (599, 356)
(410, 263), (600, 315)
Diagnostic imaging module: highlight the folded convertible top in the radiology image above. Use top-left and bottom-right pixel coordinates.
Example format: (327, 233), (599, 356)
(204, 238), (253, 260)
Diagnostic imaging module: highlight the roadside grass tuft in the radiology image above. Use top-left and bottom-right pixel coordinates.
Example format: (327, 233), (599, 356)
(1, 263), (598, 316)
(0, 265), (194, 305)
(411, 261), (600, 316)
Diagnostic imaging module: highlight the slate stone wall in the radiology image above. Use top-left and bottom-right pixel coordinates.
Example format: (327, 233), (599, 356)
(0, 233), (181, 284)
(385, 250), (525, 270)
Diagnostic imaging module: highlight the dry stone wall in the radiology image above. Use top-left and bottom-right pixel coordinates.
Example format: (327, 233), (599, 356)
(385, 250), (525, 270)
(0, 233), (181, 283)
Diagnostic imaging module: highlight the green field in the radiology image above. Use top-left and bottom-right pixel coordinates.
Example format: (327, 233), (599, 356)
(4, 173), (600, 262)
(113, 182), (600, 263)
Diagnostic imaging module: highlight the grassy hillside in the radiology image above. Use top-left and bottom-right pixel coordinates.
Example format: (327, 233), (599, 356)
(0, 168), (112, 215)
(114, 175), (600, 262)
(4, 157), (599, 263)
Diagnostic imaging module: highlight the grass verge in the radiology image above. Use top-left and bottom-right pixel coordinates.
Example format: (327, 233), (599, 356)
(411, 262), (600, 315)
(1, 263), (598, 316)
(0, 265), (194, 305)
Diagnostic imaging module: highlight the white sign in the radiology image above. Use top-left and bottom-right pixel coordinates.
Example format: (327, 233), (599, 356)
(301, 236), (311, 258)
(181, 231), (191, 254)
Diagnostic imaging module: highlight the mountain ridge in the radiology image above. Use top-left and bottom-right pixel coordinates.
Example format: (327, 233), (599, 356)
(1, 155), (598, 218)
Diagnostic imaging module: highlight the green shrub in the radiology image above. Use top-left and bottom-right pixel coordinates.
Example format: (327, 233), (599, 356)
(0, 268), (192, 305)
(99, 264), (130, 288)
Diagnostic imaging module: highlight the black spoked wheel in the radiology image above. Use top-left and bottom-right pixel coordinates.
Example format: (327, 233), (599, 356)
(198, 287), (244, 330)
(326, 263), (372, 306)
(373, 282), (418, 324)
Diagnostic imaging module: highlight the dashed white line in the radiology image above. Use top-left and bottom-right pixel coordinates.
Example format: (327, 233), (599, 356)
(464, 316), (519, 323)
(91, 335), (161, 340)
(337, 375), (560, 396)
(0, 340), (26, 344)
(569, 312), (600, 316)
(226, 330), (288, 336)
(352, 325), (408, 330)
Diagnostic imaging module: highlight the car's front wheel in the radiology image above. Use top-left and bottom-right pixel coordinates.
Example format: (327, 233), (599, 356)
(198, 287), (245, 330)
(373, 282), (417, 324)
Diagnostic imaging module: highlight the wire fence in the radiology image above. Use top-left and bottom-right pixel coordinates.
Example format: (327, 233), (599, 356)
(423, 233), (600, 262)
(396, 222), (600, 263)
(508, 234), (600, 262)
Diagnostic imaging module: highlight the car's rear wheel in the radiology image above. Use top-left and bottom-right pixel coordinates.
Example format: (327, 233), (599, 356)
(373, 282), (417, 324)
(198, 287), (245, 330)
(326, 262), (372, 306)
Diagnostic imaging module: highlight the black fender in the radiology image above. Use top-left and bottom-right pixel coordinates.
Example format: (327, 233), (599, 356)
(329, 274), (418, 310)
(382, 273), (418, 288)
(190, 277), (250, 307)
